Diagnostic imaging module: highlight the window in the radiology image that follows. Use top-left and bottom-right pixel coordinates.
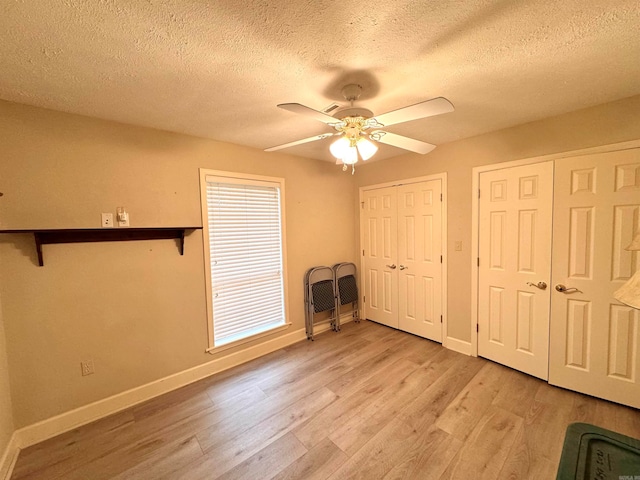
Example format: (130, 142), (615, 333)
(200, 170), (289, 350)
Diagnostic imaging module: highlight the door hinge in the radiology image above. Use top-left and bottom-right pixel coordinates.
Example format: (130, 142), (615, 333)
(440, 255), (443, 263)
(363, 296), (366, 303)
(362, 249), (365, 256)
(440, 193), (443, 201)
(477, 257), (480, 267)
(478, 189), (480, 198)
(440, 315), (443, 323)
(361, 201), (364, 209)
(476, 324), (479, 333)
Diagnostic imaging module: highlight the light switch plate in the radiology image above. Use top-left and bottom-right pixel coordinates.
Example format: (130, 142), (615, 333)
(116, 207), (129, 227)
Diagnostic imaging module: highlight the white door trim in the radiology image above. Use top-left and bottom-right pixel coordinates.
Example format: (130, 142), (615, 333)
(471, 139), (640, 356)
(359, 173), (448, 346)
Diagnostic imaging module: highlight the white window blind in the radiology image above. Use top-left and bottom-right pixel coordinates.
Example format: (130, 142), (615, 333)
(205, 178), (286, 346)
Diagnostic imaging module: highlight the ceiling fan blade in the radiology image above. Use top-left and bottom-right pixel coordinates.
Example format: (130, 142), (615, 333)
(371, 131), (436, 154)
(373, 97), (454, 127)
(277, 103), (341, 125)
(265, 133), (336, 152)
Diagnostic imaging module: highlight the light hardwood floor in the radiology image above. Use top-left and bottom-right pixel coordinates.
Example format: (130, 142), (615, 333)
(11, 320), (640, 479)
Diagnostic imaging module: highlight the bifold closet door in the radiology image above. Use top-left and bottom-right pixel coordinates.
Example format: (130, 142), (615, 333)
(477, 162), (553, 380)
(397, 181), (443, 342)
(362, 180), (444, 342)
(549, 148), (640, 408)
(362, 186), (399, 329)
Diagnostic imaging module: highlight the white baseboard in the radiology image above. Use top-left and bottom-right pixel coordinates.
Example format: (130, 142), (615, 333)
(12, 316), (359, 451)
(444, 336), (472, 356)
(4, 317), (344, 475)
(15, 326), (314, 449)
(317, 313), (356, 330)
(0, 432), (19, 480)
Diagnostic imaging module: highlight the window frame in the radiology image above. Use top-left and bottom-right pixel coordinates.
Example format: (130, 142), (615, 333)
(199, 169), (290, 353)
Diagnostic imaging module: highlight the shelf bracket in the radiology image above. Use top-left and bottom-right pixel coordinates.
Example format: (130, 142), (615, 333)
(34, 232), (44, 267)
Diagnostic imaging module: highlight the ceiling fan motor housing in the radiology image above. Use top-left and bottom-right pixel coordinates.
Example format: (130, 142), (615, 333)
(333, 84), (374, 121)
(332, 107), (374, 120)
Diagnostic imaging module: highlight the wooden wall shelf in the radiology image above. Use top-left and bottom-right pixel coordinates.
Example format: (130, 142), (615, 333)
(0, 227), (202, 266)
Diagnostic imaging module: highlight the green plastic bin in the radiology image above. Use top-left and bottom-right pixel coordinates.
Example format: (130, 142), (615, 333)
(557, 422), (640, 479)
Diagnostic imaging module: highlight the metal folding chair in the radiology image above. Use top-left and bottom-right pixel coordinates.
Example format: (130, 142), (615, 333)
(304, 266), (338, 340)
(333, 262), (360, 329)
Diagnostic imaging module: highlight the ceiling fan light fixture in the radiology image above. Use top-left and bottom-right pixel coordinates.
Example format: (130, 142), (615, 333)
(341, 145), (358, 165)
(357, 137), (378, 160)
(329, 136), (350, 159)
(330, 135), (377, 165)
(330, 136), (358, 164)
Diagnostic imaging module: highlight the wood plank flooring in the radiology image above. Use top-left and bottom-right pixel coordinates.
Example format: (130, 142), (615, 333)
(11, 321), (640, 479)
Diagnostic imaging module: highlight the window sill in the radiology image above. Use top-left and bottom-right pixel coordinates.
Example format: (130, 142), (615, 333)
(206, 322), (292, 355)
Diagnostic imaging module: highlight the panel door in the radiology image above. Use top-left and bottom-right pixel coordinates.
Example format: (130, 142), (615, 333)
(397, 180), (443, 342)
(362, 186), (399, 328)
(549, 149), (640, 408)
(478, 162), (553, 380)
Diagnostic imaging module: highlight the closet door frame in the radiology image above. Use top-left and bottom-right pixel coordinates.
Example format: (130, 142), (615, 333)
(471, 140), (640, 357)
(359, 173), (448, 346)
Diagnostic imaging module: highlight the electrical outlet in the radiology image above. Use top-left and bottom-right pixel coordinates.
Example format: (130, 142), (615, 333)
(81, 359), (95, 376)
(101, 213), (114, 228)
(455, 241), (463, 251)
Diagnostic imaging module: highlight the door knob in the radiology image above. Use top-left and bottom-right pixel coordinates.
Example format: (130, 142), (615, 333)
(399, 265), (408, 270)
(386, 264), (397, 270)
(555, 284), (580, 293)
(526, 281), (547, 290)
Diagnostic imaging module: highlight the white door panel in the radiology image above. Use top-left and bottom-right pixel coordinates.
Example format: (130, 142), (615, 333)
(398, 181), (443, 341)
(363, 186), (398, 328)
(549, 148), (640, 408)
(478, 162), (553, 380)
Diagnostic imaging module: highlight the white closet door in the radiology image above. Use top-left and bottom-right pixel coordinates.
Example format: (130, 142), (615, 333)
(362, 186), (399, 328)
(549, 149), (640, 408)
(478, 162), (553, 380)
(362, 180), (445, 342)
(397, 180), (443, 342)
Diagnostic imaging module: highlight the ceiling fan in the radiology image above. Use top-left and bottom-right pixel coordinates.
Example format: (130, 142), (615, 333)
(265, 84), (454, 173)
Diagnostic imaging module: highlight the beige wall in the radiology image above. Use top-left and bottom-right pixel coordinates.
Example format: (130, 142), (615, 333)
(355, 95), (640, 342)
(0, 295), (15, 460)
(0, 100), (356, 428)
(1, 94), (639, 431)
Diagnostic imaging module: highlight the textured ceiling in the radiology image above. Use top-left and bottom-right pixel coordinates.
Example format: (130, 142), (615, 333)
(1, 0), (639, 163)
